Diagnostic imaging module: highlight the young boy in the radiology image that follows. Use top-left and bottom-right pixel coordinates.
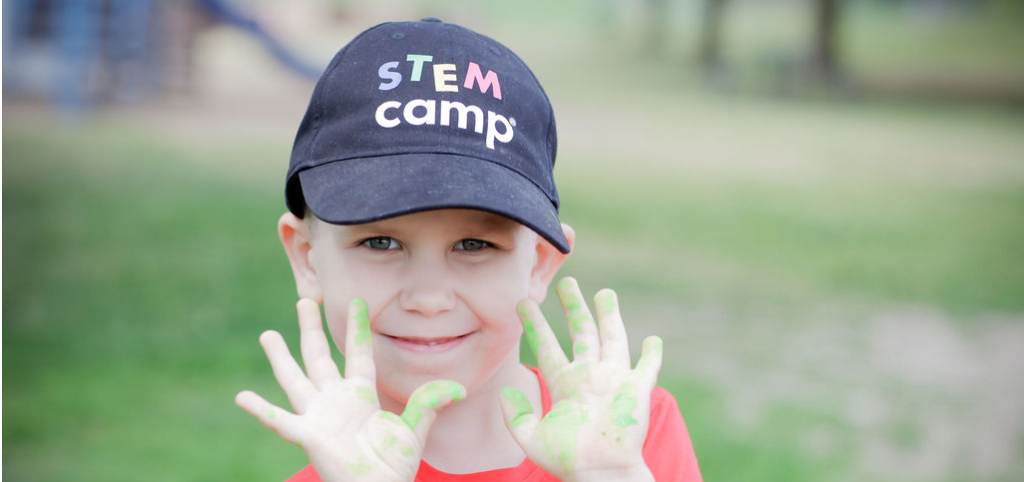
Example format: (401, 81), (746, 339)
(235, 18), (702, 481)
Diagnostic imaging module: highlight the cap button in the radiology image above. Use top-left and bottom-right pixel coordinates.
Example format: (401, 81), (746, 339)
(420, 17), (443, 23)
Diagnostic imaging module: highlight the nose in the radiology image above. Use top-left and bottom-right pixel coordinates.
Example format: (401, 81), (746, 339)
(398, 254), (456, 318)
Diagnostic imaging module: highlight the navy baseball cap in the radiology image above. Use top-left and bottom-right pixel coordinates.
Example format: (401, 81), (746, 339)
(285, 18), (569, 253)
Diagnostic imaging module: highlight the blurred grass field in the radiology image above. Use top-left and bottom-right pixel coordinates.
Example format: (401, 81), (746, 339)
(5, 1), (1024, 481)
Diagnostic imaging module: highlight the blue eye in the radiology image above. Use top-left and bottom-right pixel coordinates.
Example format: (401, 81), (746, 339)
(363, 237), (400, 250)
(454, 239), (489, 251)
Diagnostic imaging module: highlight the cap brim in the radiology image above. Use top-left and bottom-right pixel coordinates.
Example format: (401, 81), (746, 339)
(298, 154), (570, 254)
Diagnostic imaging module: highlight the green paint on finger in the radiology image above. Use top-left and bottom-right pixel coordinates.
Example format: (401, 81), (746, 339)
(379, 411), (402, 425)
(523, 320), (540, 356)
(573, 341), (589, 355)
(568, 313), (587, 335)
(556, 278), (581, 309)
(356, 386), (378, 405)
(517, 303), (532, 320)
(557, 279), (590, 335)
(610, 391), (639, 427)
(501, 387), (534, 427)
(351, 298), (371, 347)
(264, 407), (276, 419)
(401, 381), (465, 429)
(400, 445), (416, 457)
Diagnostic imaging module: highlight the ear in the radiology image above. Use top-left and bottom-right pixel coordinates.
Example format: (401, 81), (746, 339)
(278, 212), (323, 303)
(528, 223), (575, 303)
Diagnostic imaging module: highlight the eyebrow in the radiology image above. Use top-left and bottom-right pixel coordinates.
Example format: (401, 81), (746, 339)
(350, 211), (520, 237)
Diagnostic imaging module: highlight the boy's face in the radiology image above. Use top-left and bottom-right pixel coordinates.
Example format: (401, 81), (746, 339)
(280, 209), (570, 408)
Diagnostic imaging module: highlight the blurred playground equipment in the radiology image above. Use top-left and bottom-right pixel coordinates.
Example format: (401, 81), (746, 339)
(2, 0), (322, 116)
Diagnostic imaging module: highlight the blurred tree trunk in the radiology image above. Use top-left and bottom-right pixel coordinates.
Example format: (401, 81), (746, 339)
(698, 0), (728, 71)
(809, 0), (842, 83)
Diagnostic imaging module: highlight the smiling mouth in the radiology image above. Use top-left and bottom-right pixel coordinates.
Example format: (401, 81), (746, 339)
(385, 334), (470, 353)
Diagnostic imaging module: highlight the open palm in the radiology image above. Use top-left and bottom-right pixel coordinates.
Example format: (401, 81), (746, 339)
(236, 298), (465, 482)
(501, 278), (662, 481)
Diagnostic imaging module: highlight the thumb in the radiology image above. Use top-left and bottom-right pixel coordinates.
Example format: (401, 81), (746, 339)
(499, 386), (540, 447)
(400, 380), (466, 445)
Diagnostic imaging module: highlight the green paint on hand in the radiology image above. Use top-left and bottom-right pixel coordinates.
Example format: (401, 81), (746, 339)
(573, 341), (589, 355)
(523, 320), (540, 357)
(517, 303), (532, 320)
(401, 381), (465, 429)
(264, 407), (276, 419)
(378, 411), (402, 425)
(541, 403), (590, 474)
(556, 278), (582, 312)
(610, 391), (639, 427)
(557, 279), (589, 335)
(400, 445), (416, 457)
(351, 298), (371, 347)
(346, 457), (372, 476)
(296, 440), (302, 450)
(518, 303), (544, 358)
(356, 386), (378, 405)
(501, 387), (534, 427)
(568, 313), (587, 335)
(381, 433), (398, 451)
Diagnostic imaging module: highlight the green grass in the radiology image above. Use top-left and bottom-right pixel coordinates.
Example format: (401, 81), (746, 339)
(558, 172), (1024, 315)
(6, 101), (1023, 479)
(3, 132), (312, 480)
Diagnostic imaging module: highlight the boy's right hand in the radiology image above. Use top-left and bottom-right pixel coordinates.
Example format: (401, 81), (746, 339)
(236, 298), (466, 482)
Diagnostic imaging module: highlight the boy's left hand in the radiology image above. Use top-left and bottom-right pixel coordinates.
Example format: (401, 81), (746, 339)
(500, 277), (662, 482)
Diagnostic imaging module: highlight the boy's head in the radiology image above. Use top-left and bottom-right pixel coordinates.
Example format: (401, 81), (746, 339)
(277, 19), (573, 406)
(284, 18), (569, 253)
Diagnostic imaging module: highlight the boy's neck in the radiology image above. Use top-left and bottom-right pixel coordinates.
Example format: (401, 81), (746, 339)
(395, 357), (543, 474)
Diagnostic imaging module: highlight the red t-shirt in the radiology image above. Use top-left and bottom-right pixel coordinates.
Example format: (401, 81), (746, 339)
(285, 366), (702, 481)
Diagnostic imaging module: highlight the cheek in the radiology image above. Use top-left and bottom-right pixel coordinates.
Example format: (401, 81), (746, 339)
(322, 302), (349, 353)
(318, 261), (399, 352)
(460, 257), (533, 330)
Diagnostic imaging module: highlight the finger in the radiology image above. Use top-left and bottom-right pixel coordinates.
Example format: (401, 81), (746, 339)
(235, 390), (304, 444)
(296, 298), (343, 389)
(400, 380), (466, 445)
(344, 298), (377, 381)
(556, 277), (600, 363)
(366, 411), (424, 473)
(633, 336), (664, 391)
(593, 289), (631, 367)
(260, 330), (316, 412)
(499, 387), (540, 447)
(517, 299), (569, 377)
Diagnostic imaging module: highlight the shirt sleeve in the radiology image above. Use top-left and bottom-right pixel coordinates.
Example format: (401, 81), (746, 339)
(642, 387), (703, 482)
(284, 464), (320, 482)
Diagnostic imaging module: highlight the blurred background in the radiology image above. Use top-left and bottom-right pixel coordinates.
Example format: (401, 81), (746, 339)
(4, 0), (1023, 480)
